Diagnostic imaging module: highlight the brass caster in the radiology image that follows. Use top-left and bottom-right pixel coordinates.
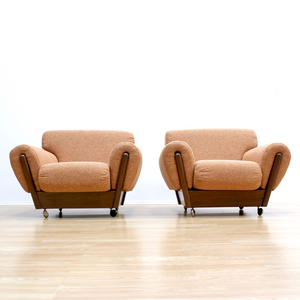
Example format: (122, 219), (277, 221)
(43, 209), (49, 218)
(191, 208), (195, 217)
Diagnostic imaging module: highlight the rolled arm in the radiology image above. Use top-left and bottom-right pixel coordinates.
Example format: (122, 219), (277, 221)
(159, 141), (195, 190)
(10, 144), (58, 192)
(110, 142), (142, 191)
(242, 143), (291, 190)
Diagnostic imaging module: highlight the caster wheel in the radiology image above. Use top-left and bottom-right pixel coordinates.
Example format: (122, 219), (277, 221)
(184, 206), (187, 213)
(239, 209), (244, 216)
(43, 209), (49, 218)
(191, 208), (195, 217)
(59, 208), (63, 218)
(110, 209), (118, 217)
(258, 207), (263, 216)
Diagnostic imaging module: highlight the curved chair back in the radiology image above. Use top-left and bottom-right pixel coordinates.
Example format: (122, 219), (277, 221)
(42, 130), (135, 163)
(166, 129), (257, 161)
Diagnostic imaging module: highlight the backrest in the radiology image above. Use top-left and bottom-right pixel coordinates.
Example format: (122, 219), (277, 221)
(166, 129), (257, 160)
(42, 130), (135, 163)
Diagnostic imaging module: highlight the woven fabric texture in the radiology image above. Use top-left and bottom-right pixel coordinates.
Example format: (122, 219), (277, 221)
(160, 129), (291, 192)
(243, 143), (291, 189)
(110, 142), (143, 191)
(42, 130), (135, 163)
(10, 145), (58, 192)
(10, 130), (142, 193)
(166, 129), (257, 161)
(159, 141), (195, 190)
(39, 162), (110, 192)
(193, 160), (262, 190)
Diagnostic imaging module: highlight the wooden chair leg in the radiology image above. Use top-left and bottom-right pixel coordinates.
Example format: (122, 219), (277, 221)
(120, 191), (127, 205)
(175, 190), (181, 205)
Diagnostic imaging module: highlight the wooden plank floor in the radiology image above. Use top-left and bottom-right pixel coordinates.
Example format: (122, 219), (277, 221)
(0, 203), (300, 299)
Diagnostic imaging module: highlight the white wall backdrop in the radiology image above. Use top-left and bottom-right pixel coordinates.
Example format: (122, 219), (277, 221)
(0, 1), (299, 205)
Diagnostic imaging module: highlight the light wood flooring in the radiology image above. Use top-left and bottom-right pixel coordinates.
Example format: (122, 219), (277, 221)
(0, 203), (300, 299)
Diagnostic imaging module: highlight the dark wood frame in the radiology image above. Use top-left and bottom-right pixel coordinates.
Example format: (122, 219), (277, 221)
(174, 152), (283, 215)
(19, 152), (130, 217)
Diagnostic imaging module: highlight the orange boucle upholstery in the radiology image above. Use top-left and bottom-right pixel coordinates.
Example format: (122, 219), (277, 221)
(42, 130), (135, 163)
(10, 130), (142, 217)
(166, 129), (257, 161)
(160, 129), (291, 192)
(10, 130), (142, 193)
(10, 145), (58, 192)
(159, 129), (291, 215)
(39, 162), (110, 192)
(110, 142), (142, 191)
(243, 143), (291, 190)
(159, 141), (195, 191)
(193, 160), (262, 190)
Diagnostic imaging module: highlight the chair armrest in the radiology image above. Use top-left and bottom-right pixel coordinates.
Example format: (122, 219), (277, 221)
(159, 141), (195, 190)
(10, 145), (58, 192)
(110, 142), (142, 191)
(242, 143), (291, 190)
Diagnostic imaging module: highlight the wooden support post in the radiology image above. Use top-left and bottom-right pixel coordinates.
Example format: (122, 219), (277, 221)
(175, 152), (192, 208)
(112, 152), (129, 209)
(19, 154), (42, 209)
(262, 152), (283, 207)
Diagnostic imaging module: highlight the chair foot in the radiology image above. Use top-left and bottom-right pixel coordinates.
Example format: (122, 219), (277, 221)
(43, 209), (49, 218)
(257, 207), (263, 216)
(110, 209), (118, 217)
(191, 208), (195, 217)
(239, 207), (244, 215)
(59, 208), (63, 218)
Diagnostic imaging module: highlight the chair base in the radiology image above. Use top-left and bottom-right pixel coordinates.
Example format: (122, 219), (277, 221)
(176, 189), (266, 208)
(37, 190), (126, 209)
(176, 189), (266, 216)
(174, 152), (283, 217)
(37, 191), (126, 218)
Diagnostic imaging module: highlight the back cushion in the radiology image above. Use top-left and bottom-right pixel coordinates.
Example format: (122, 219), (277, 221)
(166, 129), (257, 160)
(42, 130), (135, 163)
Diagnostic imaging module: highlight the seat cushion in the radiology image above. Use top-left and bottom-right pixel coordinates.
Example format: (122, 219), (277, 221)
(193, 160), (262, 190)
(38, 162), (110, 192)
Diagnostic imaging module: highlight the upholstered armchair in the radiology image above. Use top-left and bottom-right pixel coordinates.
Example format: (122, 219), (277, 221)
(10, 130), (142, 218)
(159, 129), (291, 216)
